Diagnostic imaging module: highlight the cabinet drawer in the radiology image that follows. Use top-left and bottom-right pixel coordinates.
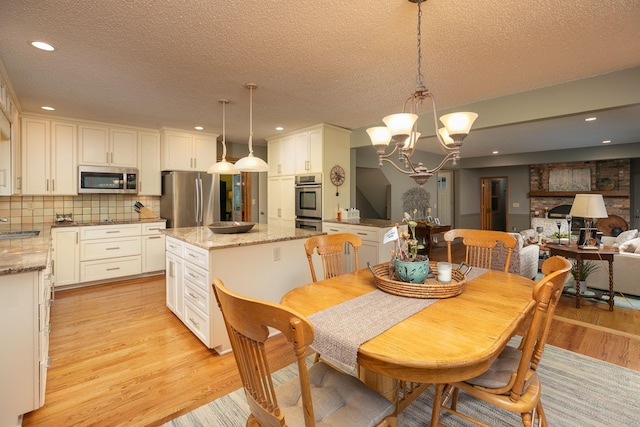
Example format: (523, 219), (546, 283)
(142, 222), (166, 235)
(80, 223), (141, 240)
(80, 256), (142, 282)
(349, 226), (379, 242)
(323, 223), (348, 234)
(80, 236), (141, 261)
(184, 281), (209, 314)
(166, 236), (183, 257)
(184, 244), (209, 270)
(184, 302), (210, 346)
(183, 262), (209, 292)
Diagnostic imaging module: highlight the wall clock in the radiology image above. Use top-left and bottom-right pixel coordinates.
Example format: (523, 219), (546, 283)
(330, 165), (345, 196)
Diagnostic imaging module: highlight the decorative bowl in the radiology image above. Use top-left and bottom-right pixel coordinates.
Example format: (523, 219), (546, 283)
(394, 258), (430, 283)
(208, 221), (255, 234)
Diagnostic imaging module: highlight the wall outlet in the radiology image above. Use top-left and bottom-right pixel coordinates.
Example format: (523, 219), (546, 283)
(273, 247), (280, 261)
(512, 202), (520, 208)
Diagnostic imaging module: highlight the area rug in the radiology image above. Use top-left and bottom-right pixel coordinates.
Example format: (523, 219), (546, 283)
(164, 341), (640, 426)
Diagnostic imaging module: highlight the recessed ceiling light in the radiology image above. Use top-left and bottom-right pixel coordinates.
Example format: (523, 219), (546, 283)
(584, 117), (597, 122)
(492, 150), (499, 154)
(602, 140), (612, 144)
(41, 106), (55, 111)
(275, 126), (284, 131)
(31, 41), (55, 51)
(194, 126), (204, 131)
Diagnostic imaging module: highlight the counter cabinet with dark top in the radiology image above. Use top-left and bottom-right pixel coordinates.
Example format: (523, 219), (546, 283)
(162, 224), (324, 353)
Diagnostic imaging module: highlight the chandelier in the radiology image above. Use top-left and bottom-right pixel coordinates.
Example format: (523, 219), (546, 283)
(367, 0), (477, 186)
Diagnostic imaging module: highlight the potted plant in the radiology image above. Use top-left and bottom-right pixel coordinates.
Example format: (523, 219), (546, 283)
(393, 212), (429, 283)
(570, 260), (600, 293)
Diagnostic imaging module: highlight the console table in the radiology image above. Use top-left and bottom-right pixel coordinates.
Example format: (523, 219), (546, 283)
(545, 243), (617, 310)
(415, 224), (451, 258)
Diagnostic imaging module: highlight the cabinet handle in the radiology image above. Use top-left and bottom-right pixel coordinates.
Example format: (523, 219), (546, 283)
(305, 160), (310, 170)
(168, 244), (177, 249)
(149, 227), (161, 231)
(328, 228), (340, 232)
(188, 292), (199, 300)
(188, 317), (200, 328)
(111, 152), (114, 163)
(188, 272), (199, 279)
(356, 232), (369, 236)
(278, 164), (282, 174)
(188, 253), (198, 259)
(52, 179), (55, 192)
(106, 247), (121, 250)
(168, 261), (174, 277)
(17, 176), (21, 190)
(106, 267), (121, 271)
(148, 236), (161, 240)
(46, 178), (49, 191)
(106, 152), (109, 163)
(106, 230), (121, 234)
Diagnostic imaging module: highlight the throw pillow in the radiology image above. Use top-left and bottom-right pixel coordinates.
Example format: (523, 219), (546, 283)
(618, 237), (640, 253)
(612, 229), (638, 247)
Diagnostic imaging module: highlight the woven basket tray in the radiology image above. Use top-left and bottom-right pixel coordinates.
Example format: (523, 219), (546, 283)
(369, 262), (466, 299)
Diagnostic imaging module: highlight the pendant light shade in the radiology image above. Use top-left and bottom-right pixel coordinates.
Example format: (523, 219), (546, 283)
(208, 99), (240, 174)
(235, 83), (269, 172)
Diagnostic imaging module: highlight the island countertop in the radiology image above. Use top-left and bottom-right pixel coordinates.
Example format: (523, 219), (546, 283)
(162, 223), (324, 250)
(0, 227), (51, 275)
(323, 218), (400, 228)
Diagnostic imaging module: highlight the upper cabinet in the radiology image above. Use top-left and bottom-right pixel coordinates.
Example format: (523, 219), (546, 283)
(137, 131), (161, 195)
(21, 116), (77, 195)
(268, 135), (294, 175)
(78, 124), (138, 167)
(160, 129), (218, 172)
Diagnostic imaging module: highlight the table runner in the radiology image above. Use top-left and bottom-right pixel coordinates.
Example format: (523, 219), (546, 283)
(308, 266), (487, 374)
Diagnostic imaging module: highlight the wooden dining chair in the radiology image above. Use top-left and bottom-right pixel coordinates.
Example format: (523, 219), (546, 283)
(212, 278), (397, 427)
(444, 229), (517, 272)
(431, 256), (572, 427)
(304, 233), (362, 282)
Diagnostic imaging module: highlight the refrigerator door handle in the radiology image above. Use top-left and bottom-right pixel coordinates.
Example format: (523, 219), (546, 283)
(195, 178), (202, 225)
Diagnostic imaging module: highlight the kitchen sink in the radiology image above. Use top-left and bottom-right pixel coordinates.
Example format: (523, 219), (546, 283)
(0, 230), (41, 240)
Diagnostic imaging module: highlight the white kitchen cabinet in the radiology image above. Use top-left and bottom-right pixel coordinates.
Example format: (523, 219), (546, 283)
(267, 135), (294, 176)
(160, 129), (218, 171)
(21, 117), (77, 195)
(142, 222), (166, 272)
(267, 175), (295, 228)
(137, 131), (161, 195)
(267, 124), (351, 221)
(165, 236), (184, 317)
(79, 223), (142, 282)
(52, 227), (80, 287)
(78, 124), (138, 167)
(322, 222), (401, 275)
(0, 263), (51, 426)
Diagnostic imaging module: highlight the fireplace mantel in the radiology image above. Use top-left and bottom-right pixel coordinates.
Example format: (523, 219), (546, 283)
(529, 190), (627, 198)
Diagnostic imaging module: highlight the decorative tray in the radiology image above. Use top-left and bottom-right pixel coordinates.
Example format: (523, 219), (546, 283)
(368, 262), (467, 299)
(208, 221), (255, 234)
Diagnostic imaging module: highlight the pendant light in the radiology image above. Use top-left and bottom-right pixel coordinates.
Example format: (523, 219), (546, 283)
(234, 83), (269, 172)
(208, 99), (240, 174)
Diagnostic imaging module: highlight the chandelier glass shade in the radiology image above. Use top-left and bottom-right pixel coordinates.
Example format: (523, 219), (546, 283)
(234, 83), (269, 172)
(367, 0), (478, 185)
(208, 99), (240, 175)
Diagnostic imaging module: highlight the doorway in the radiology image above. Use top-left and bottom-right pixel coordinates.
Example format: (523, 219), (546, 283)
(219, 157), (253, 222)
(480, 176), (508, 231)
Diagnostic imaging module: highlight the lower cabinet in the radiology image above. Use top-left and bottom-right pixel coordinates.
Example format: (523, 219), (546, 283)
(164, 236), (230, 354)
(322, 222), (401, 274)
(52, 221), (166, 288)
(0, 259), (52, 426)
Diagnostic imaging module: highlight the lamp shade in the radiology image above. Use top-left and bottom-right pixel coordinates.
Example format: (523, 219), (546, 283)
(439, 112), (478, 136)
(383, 113), (418, 138)
(234, 153), (269, 172)
(366, 126), (392, 147)
(569, 194), (608, 218)
(437, 127), (454, 145)
(207, 159), (239, 174)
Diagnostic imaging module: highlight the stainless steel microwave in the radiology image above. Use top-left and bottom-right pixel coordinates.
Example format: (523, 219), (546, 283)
(78, 165), (138, 194)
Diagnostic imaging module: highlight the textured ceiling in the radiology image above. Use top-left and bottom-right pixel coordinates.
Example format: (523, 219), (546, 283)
(1, 0), (639, 157)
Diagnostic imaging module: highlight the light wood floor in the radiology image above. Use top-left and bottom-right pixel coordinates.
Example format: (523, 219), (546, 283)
(22, 245), (640, 426)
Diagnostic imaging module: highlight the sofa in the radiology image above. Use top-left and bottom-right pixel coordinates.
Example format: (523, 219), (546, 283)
(492, 231), (540, 280)
(586, 231), (640, 297)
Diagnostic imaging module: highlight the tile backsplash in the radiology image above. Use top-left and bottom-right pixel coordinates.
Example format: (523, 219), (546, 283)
(0, 194), (160, 229)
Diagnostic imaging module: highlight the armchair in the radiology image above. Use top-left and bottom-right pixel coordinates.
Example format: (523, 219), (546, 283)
(492, 231), (540, 279)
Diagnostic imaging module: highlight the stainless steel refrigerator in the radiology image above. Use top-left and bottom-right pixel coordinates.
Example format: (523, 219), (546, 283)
(161, 171), (221, 228)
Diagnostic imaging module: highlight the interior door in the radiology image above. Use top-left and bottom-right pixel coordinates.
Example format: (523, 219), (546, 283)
(480, 177), (508, 231)
(436, 170), (453, 226)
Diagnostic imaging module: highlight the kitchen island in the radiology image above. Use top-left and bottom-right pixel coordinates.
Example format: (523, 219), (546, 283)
(162, 223), (324, 353)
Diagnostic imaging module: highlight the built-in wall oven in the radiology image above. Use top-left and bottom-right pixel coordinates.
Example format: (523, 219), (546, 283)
(295, 174), (322, 231)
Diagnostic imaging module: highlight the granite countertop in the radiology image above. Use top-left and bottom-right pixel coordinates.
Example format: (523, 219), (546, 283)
(163, 223), (324, 250)
(0, 227), (51, 275)
(323, 218), (401, 228)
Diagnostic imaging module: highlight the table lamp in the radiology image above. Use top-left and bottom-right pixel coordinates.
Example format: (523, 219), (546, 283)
(568, 194), (608, 248)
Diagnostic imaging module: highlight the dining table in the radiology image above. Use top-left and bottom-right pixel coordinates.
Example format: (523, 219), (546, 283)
(280, 265), (537, 422)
